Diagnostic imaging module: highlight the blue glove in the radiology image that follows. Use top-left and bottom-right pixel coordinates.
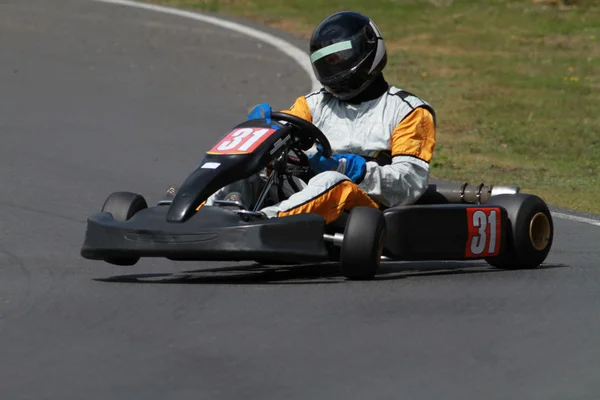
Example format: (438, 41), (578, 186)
(308, 148), (367, 184)
(247, 103), (272, 121)
(338, 153), (367, 183)
(308, 152), (340, 173)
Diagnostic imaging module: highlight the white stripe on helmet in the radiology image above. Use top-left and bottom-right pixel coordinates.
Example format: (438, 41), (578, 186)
(368, 21), (386, 73)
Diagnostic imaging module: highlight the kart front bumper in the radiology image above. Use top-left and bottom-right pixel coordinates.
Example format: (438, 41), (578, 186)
(80, 206), (330, 263)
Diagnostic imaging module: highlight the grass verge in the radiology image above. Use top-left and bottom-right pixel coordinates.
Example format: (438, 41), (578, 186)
(149, 0), (599, 213)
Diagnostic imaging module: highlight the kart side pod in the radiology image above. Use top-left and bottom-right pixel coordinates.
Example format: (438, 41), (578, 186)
(382, 193), (553, 269)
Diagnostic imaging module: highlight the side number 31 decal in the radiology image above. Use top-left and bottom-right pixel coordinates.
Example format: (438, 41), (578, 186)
(465, 208), (502, 258)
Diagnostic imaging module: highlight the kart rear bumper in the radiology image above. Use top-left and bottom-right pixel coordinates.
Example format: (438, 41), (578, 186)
(80, 206), (330, 263)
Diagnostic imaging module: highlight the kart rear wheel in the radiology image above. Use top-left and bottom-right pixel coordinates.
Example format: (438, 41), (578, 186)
(340, 207), (386, 280)
(101, 191), (148, 266)
(485, 193), (553, 269)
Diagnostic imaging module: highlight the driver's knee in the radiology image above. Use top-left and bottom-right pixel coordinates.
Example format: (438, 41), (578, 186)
(307, 171), (349, 189)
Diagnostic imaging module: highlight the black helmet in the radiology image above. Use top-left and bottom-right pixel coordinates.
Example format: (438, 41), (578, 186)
(309, 11), (387, 100)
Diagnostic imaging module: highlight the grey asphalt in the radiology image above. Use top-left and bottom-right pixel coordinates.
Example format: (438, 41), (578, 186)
(1, 1), (600, 399)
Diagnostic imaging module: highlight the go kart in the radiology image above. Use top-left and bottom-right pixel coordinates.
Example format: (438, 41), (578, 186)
(80, 106), (554, 280)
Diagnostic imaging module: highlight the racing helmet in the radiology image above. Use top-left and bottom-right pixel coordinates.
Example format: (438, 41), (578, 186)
(309, 11), (387, 100)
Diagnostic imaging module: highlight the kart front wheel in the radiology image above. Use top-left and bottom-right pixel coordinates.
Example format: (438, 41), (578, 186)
(101, 191), (148, 266)
(340, 207), (386, 280)
(485, 193), (553, 269)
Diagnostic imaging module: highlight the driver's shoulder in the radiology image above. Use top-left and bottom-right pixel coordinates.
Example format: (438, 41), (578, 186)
(297, 88), (332, 119)
(386, 86), (430, 106)
(387, 85), (431, 109)
(302, 88), (328, 106)
(385, 86), (436, 122)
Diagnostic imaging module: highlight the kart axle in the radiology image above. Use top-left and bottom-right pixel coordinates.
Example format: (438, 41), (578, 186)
(324, 233), (391, 261)
(323, 233), (344, 247)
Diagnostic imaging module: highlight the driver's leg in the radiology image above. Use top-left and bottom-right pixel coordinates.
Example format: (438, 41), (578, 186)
(260, 171), (378, 223)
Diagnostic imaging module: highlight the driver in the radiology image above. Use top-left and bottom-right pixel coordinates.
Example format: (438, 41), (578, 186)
(207, 11), (436, 223)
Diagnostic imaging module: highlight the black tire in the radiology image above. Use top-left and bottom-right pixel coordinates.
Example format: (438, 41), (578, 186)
(485, 194), (553, 269)
(101, 191), (148, 266)
(340, 207), (386, 280)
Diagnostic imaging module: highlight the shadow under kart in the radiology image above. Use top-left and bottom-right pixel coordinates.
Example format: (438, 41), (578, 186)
(95, 261), (569, 286)
(80, 108), (554, 280)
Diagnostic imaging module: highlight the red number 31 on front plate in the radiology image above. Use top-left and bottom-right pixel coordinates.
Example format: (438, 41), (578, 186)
(208, 127), (276, 155)
(465, 208), (501, 258)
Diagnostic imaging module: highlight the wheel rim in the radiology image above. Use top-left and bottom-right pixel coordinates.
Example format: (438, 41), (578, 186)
(529, 212), (551, 251)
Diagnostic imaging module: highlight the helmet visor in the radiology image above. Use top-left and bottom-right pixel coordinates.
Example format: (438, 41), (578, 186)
(310, 27), (377, 83)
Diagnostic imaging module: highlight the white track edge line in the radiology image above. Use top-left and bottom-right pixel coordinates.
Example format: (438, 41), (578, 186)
(551, 212), (600, 227)
(91, 0), (600, 228)
(90, 0), (321, 92)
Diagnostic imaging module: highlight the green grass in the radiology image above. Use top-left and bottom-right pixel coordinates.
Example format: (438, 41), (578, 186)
(150, 0), (600, 213)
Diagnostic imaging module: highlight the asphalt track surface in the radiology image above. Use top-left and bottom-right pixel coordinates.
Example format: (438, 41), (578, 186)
(2, 1), (600, 399)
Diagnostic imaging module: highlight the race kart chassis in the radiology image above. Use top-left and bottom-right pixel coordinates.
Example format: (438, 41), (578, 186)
(81, 181), (552, 269)
(80, 109), (554, 278)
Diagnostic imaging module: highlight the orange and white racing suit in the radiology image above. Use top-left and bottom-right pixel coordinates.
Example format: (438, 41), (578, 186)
(207, 84), (436, 223)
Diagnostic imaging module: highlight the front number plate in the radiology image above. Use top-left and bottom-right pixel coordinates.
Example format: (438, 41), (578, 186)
(207, 127), (276, 155)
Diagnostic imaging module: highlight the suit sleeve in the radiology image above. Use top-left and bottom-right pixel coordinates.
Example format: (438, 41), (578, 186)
(358, 107), (436, 207)
(281, 96), (312, 122)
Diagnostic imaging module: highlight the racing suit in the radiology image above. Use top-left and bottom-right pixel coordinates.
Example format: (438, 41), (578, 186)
(207, 75), (436, 223)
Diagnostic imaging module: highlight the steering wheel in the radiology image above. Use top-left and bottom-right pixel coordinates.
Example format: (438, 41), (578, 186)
(270, 111), (332, 158)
